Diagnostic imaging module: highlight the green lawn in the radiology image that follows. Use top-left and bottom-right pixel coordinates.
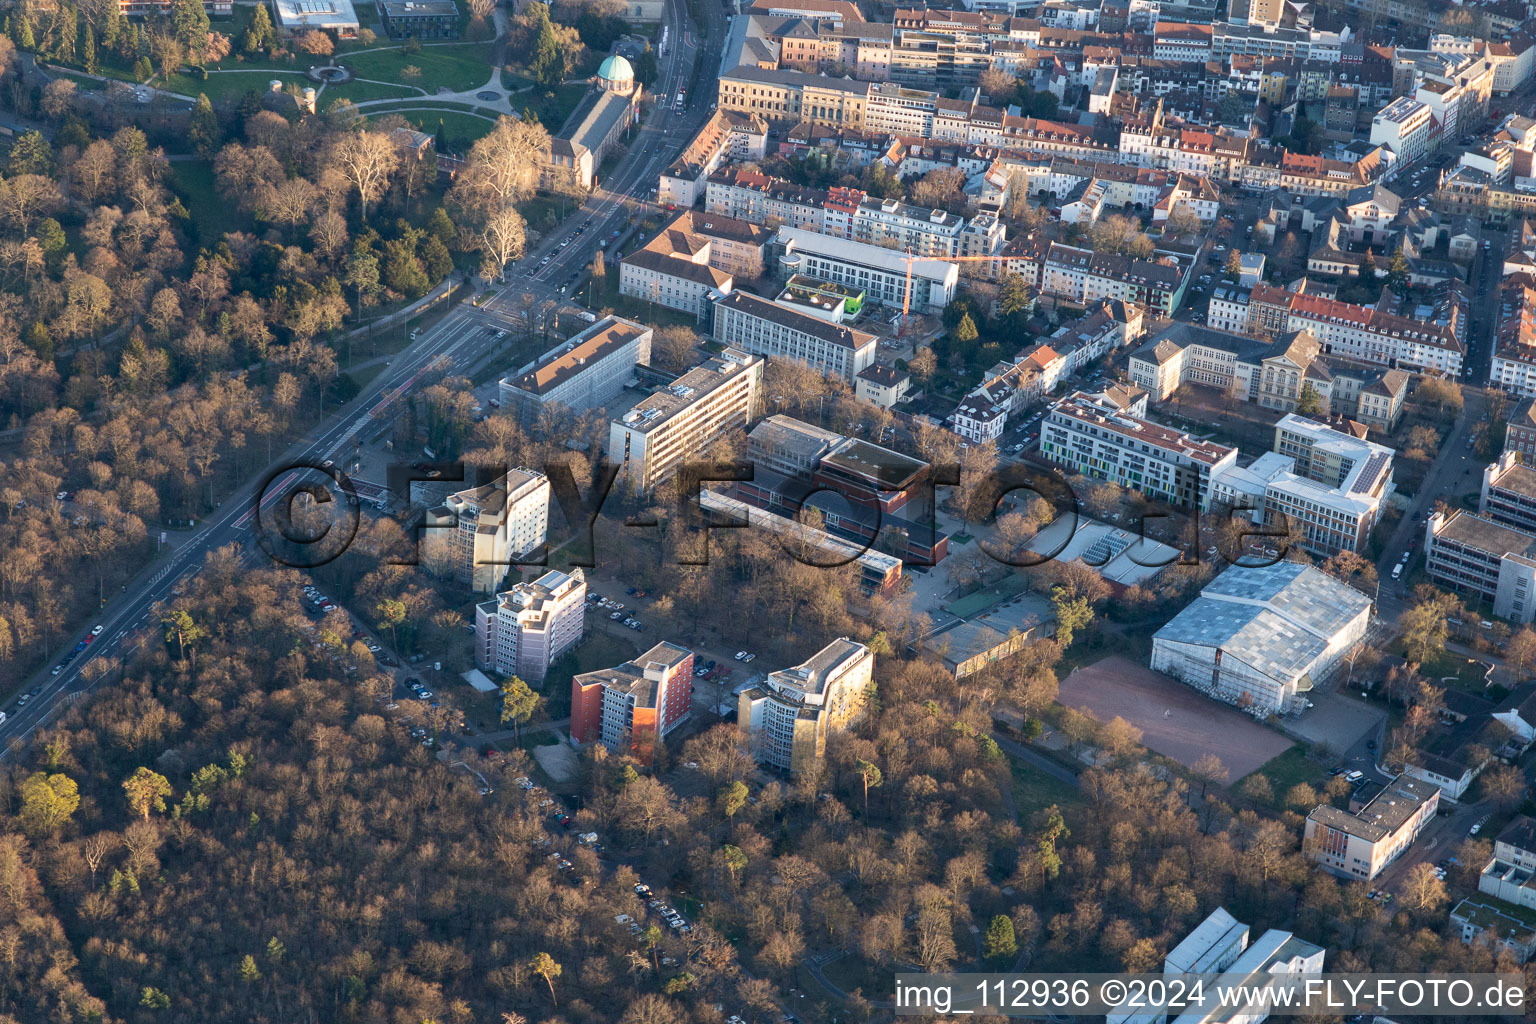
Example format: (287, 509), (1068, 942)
(342, 42), (496, 94)
(364, 108), (500, 148)
(1009, 758), (1082, 822)
(529, 83), (588, 128)
(166, 68), (306, 104)
(322, 79), (423, 104)
(169, 160), (238, 246)
(1414, 649), (1495, 692)
(1240, 745), (1319, 808)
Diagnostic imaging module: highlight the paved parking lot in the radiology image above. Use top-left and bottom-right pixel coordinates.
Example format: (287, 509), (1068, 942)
(1282, 691), (1385, 760)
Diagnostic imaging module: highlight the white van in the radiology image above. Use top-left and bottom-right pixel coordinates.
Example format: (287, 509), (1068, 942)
(1391, 563), (1404, 580)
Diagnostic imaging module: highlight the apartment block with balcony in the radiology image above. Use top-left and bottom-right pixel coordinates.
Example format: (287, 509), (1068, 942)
(609, 349), (764, 494)
(473, 569), (587, 684)
(1304, 774), (1440, 881)
(1040, 391), (1237, 510)
(739, 638), (874, 773)
(420, 470), (551, 593)
(1424, 509), (1536, 624)
(1483, 451), (1536, 533)
(571, 642), (694, 765)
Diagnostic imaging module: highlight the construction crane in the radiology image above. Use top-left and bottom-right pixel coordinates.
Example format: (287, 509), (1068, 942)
(897, 248), (1029, 337)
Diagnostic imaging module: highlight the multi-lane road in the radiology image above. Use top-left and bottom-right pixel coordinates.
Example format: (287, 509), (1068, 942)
(0, 0), (727, 758)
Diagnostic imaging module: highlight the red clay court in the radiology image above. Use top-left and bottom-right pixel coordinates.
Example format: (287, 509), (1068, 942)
(1062, 655), (1292, 780)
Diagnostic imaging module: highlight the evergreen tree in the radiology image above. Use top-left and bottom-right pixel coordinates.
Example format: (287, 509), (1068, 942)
(983, 915), (1018, 961)
(244, 2), (273, 53)
(101, 4), (122, 51)
(16, 15), (35, 51)
(55, 5), (76, 62)
(955, 312), (979, 344)
(133, 55), (153, 82)
(527, 3), (562, 88)
(189, 93), (220, 156)
(1387, 244), (1412, 295)
(81, 21), (96, 74)
(172, 0), (210, 56)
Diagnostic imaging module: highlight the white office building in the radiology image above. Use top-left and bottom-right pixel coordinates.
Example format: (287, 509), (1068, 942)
(775, 227), (959, 313)
(609, 349), (764, 494)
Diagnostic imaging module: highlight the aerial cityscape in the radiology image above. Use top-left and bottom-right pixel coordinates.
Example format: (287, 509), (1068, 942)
(4, 0), (1536, 1019)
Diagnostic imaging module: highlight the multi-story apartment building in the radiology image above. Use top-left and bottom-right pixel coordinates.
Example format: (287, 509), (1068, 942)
(1424, 509), (1536, 624)
(738, 638), (874, 773)
(711, 290), (877, 381)
(499, 316), (652, 425)
(609, 349), (764, 494)
(1040, 390), (1238, 509)
(1370, 95), (1439, 169)
(1483, 452), (1536, 533)
(571, 641), (694, 765)
(704, 170), (829, 231)
(775, 227), (959, 312)
(1505, 398), (1536, 461)
(890, 8), (997, 88)
(829, 190), (968, 256)
(1493, 274), (1536, 396)
(473, 569), (587, 683)
(658, 111), (770, 208)
(421, 470), (551, 593)
(1305, 775), (1440, 881)
(1038, 242), (1189, 315)
(1245, 287), (1466, 375)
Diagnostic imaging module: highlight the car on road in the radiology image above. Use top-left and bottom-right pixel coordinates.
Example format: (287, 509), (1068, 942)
(1344, 770), (1364, 783)
(90, 624), (103, 636)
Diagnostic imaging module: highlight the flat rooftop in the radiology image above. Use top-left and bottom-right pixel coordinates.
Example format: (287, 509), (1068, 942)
(575, 641), (692, 708)
(1309, 774), (1437, 841)
(768, 637), (868, 698)
(717, 290), (877, 350)
(1435, 510), (1536, 559)
(616, 349), (759, 434)
(1490, 459), (1536, 500)
(819, 437), (927, 490)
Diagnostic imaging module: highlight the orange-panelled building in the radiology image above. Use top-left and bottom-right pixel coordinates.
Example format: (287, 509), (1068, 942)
(571, 643), (695, 765)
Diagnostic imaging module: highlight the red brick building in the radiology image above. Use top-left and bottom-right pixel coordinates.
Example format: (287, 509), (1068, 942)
(570, 642), (694, 765)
